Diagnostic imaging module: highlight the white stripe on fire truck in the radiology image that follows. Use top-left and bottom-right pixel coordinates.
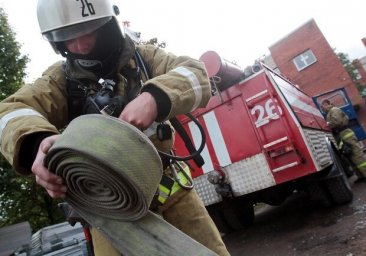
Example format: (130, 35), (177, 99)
(263, 136), (288, 148)
(203, 111), (232, 167)
(245, 90), (268, 102)
(272, 161), (300, 172)
(188, 120), (214, 173)
(284, 91), (323, 118)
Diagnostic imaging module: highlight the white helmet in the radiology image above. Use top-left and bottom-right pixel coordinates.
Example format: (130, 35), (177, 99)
(37, 0), (125, 55)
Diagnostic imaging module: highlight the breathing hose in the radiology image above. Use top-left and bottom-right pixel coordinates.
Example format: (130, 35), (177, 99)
(157, 113), (206, 162)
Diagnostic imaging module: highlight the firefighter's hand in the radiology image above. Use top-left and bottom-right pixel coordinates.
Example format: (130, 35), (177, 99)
(119, 92), (158, 130)
(32, 134), (67, 198)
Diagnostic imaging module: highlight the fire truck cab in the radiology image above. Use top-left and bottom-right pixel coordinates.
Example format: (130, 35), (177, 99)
(174, 51), (354, 233)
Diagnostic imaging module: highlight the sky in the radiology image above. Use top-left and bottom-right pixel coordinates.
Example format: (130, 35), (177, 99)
(0, 0), (365, 83)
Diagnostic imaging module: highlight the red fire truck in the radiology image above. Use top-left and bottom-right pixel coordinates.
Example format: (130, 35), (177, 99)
(174, 51), (354, 233)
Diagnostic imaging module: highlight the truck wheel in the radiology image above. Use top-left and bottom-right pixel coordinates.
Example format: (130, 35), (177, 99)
(305, 182), (333, 207)
(235, 200), (255, 227)
(324, 148), (353, 205)
(220, 199), (255, 231)
(206, 204), (233, 234)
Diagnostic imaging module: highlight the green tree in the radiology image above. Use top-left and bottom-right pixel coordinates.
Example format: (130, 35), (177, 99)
(0, 7), (28, 100)
(0, 7), (64, 232)
(336, 52), (366, 94)
(0, 160), (64, 232)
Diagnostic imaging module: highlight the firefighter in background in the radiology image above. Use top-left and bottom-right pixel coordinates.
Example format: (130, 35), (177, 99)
(0, 0), (230, 255)
(321, 99), (366, 181)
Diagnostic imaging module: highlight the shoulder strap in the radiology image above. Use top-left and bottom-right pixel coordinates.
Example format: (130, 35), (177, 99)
(65, 76), (88, 123)
(119, 50), (151, 102)
(63, 63), (88, 122)
(135, 50), (152, 80)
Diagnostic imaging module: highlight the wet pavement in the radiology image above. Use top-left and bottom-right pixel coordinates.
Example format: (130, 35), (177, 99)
(223, 176), (366, 256)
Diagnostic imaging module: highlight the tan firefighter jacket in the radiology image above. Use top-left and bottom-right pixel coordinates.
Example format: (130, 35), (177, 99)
(0, 36), (211, 175)
(325, 106), (349, 130)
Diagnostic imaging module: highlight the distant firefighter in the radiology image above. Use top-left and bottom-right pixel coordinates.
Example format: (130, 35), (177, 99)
(322, 99), (366, 182)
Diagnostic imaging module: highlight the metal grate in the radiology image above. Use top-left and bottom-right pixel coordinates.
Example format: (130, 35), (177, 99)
(303, 129), (333, 170)
(225, 153), (276, 196)
(193, 174), (222, 206)
(193, 153), (276, 206)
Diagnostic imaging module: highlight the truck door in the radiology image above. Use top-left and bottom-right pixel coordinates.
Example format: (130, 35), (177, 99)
(312, 88), (366, 141)
(242, 70), (306, 182)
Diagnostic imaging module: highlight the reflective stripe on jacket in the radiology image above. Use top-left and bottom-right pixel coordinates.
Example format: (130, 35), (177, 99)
(338, 129), (356, 147)
(157, 162), (192, 204)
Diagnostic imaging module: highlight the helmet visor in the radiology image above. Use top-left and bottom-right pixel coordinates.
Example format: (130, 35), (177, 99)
(43, 17), (112, 42)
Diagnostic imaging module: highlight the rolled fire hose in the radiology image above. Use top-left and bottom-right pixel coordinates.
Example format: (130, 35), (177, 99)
(45, 114), (162, 221)
(44, 114), (217, 256)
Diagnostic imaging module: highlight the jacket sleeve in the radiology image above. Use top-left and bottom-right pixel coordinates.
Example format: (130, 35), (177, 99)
(137, 45), (211, 121)
(0, 61), (69, 174)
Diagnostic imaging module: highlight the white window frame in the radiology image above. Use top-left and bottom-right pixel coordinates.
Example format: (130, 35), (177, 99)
(293, 49), (317, 71)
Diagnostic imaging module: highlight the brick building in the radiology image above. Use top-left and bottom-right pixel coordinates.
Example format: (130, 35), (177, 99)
(267, 19), (366, 129)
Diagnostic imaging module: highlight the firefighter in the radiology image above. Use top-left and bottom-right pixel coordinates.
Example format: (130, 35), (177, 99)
(0, 0), (230, 255)
(321, 99), (366, 182)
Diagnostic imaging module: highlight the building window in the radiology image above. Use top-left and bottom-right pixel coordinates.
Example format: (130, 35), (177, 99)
(293, 49), (317, 71)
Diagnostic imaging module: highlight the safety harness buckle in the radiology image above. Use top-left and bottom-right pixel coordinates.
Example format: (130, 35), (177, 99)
(156, 161), (194, 205)
(170, 161), (194, 190)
